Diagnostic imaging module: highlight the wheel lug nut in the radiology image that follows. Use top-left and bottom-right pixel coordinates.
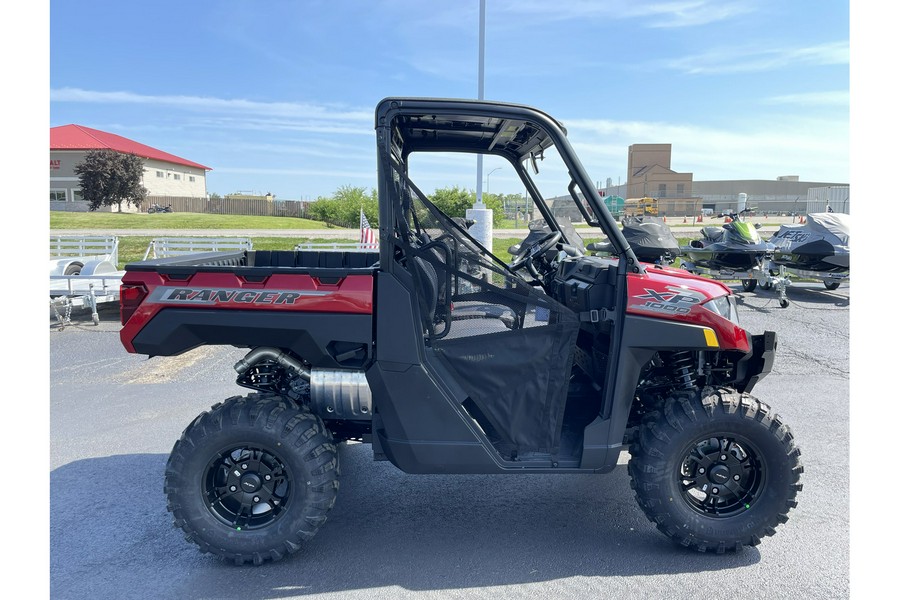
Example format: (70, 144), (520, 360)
(698, 468), (705, 474)
(720, 455), (727, 461)
(241, 464), (248, 470)
(264, 475), (271, 481)
(733, 475), (740, 481)
(253, 496), (260, 503)
(230, 485), (237, 492)
(712, 488), (719, 495)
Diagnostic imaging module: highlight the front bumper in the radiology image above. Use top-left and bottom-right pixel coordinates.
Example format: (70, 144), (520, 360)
(734, 330), (777, 393)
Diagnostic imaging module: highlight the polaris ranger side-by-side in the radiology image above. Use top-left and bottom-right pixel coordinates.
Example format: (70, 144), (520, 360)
(118, 98), (802, 565)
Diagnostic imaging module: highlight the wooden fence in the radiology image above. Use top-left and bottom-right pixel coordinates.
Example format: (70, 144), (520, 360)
(144, 196), (311, 218)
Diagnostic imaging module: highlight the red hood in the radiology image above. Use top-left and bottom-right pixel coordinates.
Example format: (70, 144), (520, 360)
(626, 264), (749, 351)
(628, 264), (732, 304)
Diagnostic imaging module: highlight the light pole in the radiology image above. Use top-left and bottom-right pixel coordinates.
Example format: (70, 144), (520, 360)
(467, 0), (492, 255)
(486, 167), (501, 196)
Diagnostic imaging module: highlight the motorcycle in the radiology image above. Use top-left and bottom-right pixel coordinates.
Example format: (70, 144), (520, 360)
(148, 203), (173, 214)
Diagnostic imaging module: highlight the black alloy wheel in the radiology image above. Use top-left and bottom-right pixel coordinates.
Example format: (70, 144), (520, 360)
(204, 444), (292, 531)
(678, 434), (764, 518)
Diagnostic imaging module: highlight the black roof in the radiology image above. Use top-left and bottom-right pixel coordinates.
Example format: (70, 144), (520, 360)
(376, 98), (565, 162)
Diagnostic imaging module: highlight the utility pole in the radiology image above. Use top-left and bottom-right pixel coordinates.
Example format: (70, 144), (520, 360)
(467, 0), (492, 254)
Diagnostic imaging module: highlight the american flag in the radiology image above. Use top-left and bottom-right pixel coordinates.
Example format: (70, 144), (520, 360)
(359, 208), (378, 250)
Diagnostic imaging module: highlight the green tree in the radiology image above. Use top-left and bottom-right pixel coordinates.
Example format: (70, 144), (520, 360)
(308, 185), (378, 227)
(74, 150), (148, 212)
(429, 186), (504, 226)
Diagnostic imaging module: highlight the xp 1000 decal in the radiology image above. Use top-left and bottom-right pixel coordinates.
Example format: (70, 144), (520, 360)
(632, 286), (706, 315)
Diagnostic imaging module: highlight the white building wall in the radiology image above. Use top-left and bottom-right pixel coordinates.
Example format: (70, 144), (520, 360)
(142, 159), (208, 197)
(50, 150), (209, 212)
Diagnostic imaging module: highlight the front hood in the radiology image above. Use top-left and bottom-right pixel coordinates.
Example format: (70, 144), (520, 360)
(627, 264), (731, 309)
(625, 265), (749, 351)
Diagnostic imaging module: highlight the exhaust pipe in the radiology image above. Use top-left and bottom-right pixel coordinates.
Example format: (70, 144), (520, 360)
(234, 347), (311, 380)
(234, 347), (372, 420)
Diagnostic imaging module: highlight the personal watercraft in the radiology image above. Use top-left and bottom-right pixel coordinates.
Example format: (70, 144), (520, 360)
(682, 209), (772, 275)
(767, 212), (849, 290)
(680, 208), (790, 305)
(585, 215), (680, 266)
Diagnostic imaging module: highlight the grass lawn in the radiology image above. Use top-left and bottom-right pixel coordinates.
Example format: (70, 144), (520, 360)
(50, 211), (338, 230)
(51, 210), (701, 271)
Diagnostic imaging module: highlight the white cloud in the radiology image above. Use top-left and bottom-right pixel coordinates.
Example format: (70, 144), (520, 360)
(50, 88), (370, 122)
(563, 116), (849, 183)
(491, 0), (754, 27)
(662, 40), (849, 74)
(763, 91), (849, 107)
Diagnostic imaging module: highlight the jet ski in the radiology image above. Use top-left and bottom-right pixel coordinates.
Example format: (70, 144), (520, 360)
(682, 209), (772, 273)
(585, 216), (680, 265)
(768, 212), (849, 290)
(680, 208), (789, 304)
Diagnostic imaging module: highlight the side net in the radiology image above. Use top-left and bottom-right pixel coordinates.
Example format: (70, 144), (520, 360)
(389, 161), (580, 455)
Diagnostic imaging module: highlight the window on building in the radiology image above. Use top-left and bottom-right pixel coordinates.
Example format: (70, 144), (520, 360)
(73, 189), (85, 202)
(156, 171), (164, 178)
(677, 183), (685, 196)
(189, 176), (196, 182)
(50, 190), (67, 202)
(658, 184), (667, 198)
(173, 174), (181, 181)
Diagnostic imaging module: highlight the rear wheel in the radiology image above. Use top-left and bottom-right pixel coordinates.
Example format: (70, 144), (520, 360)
(629, 388), (802, 553)
(164, 394), (339, 565)
(741, 279), (757, 292)
(824, 281), (840, 290)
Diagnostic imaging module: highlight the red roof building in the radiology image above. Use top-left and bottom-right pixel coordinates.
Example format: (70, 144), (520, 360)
(51, 125), (212, 171)
(50, 125), (211, 210)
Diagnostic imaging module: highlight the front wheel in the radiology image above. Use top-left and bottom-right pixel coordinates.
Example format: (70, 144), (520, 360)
(741, 279), (757, 292)
(164, 394), (339, 565)
(629, 388), (802, 553)
(824, 281), (840, 290)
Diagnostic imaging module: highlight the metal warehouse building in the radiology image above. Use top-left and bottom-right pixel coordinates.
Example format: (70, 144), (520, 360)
(50, 125), (212, 212)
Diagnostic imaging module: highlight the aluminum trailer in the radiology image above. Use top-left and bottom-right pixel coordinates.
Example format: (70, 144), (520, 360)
(50, 236), (125, 329)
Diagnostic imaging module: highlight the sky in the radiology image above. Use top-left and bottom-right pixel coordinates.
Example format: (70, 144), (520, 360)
(10, 3), (899, 593)
(46, 0), (850, 201)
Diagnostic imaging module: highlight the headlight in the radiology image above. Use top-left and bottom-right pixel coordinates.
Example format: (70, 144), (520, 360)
(702, 294), (740, 326)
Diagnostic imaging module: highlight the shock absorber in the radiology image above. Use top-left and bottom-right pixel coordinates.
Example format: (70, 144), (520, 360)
(669, 351), (697, 390)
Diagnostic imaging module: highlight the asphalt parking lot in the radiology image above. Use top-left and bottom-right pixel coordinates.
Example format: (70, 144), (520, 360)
(49, 281), (850, 599)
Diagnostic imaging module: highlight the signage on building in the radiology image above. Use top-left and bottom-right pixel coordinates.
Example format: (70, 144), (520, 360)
(50, 159), (61, 170)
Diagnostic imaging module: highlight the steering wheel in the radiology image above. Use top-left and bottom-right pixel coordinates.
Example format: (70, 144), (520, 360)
(509, 231), (562, 273)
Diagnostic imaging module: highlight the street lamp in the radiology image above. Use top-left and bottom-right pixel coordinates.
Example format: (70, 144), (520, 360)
(486, 167), (501, 196)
